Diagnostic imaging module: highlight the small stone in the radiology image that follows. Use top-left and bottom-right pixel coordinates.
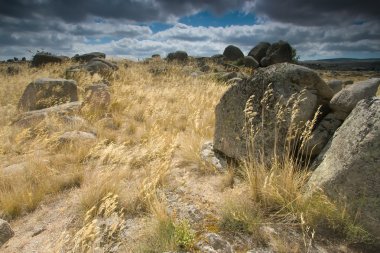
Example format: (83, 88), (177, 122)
(59, 131), (96, 144)
(32, 226), (46, 237)
(200, 141), (227, 171)
(204, 233), (234, 253)
(0, 219), (14, 246)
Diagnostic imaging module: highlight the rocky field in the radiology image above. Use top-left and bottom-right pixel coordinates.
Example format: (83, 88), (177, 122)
(0, 45), (379, 253)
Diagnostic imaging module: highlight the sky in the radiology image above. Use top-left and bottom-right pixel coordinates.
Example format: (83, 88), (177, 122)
(0, 0), (379, 60)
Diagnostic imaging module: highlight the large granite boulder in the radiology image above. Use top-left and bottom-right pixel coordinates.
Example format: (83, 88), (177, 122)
(66, 58), (118, 77)
(167, 51), (188, 62)
(248, 42), (271, 63)
(243, 56), (260, 68)
(260, 41), (293, 67)
(0, 219), (14, 247)
(308, 97), (380, 242)
(13, 101), (82, 128)
(214, 63), (333, 162)
(330, 78), (380, 120)
(18, 78), (78, 111)
(84, 58), (118, 75)
(72, 52), (106, 62)
(31, 52), (67, 67)
(223, 45), (244, 61)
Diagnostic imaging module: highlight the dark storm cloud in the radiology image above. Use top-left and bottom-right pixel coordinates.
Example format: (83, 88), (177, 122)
(0, 0), (379, 60)
(252, 0), (380, 26)
(0, 0), (249, 22)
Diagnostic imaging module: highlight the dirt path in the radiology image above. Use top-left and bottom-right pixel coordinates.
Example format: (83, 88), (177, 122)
(2, 189), (80, 253)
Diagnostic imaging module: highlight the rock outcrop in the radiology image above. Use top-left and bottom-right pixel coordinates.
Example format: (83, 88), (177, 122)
(308, 97), (380, 241)
(214, 63), (333, 162)
(18, 78), (78, 111)
(223, 45), (244, 61)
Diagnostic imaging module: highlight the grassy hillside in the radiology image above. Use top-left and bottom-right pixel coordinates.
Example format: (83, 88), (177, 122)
(0, 60), (376, 252)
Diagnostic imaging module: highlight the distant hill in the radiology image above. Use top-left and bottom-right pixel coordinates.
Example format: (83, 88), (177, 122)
(307, 58), (380, 62)
(300, 58), (380, 71)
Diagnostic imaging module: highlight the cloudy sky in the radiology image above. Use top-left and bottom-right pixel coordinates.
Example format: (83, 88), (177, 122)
(0, 0), (379, 60)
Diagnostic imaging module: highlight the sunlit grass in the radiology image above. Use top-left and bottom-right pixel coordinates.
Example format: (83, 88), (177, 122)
(0, 60), (373, 251)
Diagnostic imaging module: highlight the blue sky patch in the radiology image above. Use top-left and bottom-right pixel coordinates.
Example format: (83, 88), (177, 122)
(149, 22), (174, 33)
(179, 11), (257, 27)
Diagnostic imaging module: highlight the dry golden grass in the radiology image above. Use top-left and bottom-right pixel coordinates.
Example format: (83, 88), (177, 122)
(136, 198), (195, 253)
(220, 86), (374, 250)
(0, 143), (88, 219)
(0, 60), (374, 252)
(0, 60), (226, 251)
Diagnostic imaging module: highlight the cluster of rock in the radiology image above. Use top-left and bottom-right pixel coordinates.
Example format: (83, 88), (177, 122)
(2, 75), (116, 247)
(5, 57), (26, 63)
(211, 62), (380, 241)
(29, 51), (118, 78)
(11, 52), (117, 143)
(0, 51), (120, 248)
(6, 51), (118, 133)
(221, 40), (293, 68)
(156, 40), (294, 85)
(14, 77), (112, 126)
